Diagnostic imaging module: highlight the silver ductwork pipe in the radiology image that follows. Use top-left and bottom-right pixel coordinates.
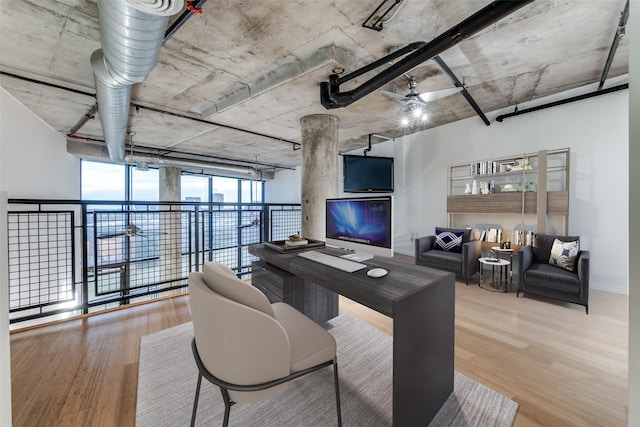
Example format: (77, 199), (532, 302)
(91, 50), (132, 162)
(66, 138), (274, 180)
(92, 0), (183, 162)
(132, 153), (259, 177)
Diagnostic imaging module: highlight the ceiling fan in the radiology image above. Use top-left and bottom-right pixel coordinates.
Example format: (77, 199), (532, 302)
(97, 224), (168, 239)
(380, 76), (463, 126)
(237, 218), (262, 229)
(381, 76), (462, 103)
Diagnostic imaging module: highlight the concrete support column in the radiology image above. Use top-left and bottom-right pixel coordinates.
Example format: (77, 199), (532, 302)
(159, 166), (181, 202)
(159, 167), (182, 282)
(300, 114), (339, 240)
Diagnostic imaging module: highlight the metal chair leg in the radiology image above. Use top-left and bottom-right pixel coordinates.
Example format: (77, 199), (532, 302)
(219, 387), (233, 427)
(190, 373), (203, 427)
(333, 361), (342, 427)
(222, 401), (231, 427)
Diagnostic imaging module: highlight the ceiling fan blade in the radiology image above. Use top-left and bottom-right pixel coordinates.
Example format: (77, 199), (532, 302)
(418, 87), (463, 102)
(380, 90), (409, 102)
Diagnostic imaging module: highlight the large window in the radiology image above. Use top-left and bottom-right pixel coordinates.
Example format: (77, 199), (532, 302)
(131, 168), (159, 201)
(212, 176), (239, 203)
(81, 161), (125, 200)
(242, 180), (263, 203)
(181, 175), (209, 202)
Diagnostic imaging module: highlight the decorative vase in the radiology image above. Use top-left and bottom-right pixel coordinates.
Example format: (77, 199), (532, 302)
(471, 180), (479, 195)
(464, 183), (472, 194)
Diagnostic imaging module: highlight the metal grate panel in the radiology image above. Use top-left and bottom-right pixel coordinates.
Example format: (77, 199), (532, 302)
(92, 209), (190, 296)
(270, 208), (302, 240)
(7, 211), (75, 310)
(7, 200), (301, 323)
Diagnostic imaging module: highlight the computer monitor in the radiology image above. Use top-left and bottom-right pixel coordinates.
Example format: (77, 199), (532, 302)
(325, 196), (393, 257)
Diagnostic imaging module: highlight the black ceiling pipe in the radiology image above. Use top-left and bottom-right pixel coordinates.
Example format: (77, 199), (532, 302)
(0, 71), (95, 97)
(433, 55), (490, 126)
(495, 83), (628, 122)
(321, 0), (534, 109)
(67, 104), (98, 136)
(164, 0), (208, 43)
(597, 0), (629, 91)
(335, 42), (426, 86)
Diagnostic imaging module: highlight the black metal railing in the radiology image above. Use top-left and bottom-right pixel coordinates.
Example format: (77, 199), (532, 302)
(6, 199), (301, 324)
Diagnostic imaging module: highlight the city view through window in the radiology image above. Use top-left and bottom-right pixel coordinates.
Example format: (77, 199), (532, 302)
(80, 160), (266, 305)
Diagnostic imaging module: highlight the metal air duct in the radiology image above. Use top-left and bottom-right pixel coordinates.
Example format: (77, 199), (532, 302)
(66, 138), (274, 180)
(91, 0), (183, 162)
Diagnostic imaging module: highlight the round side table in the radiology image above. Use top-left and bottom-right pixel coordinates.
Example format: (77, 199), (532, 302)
(491, 246), (514, 284)
(478, 257), (510, 292)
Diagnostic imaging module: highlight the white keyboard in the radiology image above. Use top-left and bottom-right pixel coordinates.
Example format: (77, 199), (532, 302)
(340, 251), (374, 262)
(297, 250), (368, 273)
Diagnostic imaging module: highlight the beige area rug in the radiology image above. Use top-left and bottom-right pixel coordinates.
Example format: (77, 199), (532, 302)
(136, 313), (518, 426)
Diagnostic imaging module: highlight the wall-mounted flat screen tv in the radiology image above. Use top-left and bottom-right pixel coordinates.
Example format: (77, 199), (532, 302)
(343, 155), (394, 193)
(325, 196), (393, 257)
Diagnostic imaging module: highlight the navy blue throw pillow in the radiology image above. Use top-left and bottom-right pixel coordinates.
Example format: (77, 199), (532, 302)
(434, 228), (464, 253)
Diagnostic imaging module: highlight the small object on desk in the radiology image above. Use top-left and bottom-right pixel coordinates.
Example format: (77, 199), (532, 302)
(284, 237), (309, 247)
(264, 239), (325, 253)
(367, 268), (388, 278)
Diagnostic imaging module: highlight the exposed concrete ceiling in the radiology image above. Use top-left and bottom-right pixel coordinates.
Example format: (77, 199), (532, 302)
(0, 0), (630, 177)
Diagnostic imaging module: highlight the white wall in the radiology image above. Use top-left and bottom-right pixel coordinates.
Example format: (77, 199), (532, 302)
(268, 85), (629, 295)
(0, 192), (11, 426)
(627, 0), (639, 423)
(265, 167), (302, 203)
(0, 89), (82, 425)
(0, 88), (80, 199)
(393, 88), (628, 295)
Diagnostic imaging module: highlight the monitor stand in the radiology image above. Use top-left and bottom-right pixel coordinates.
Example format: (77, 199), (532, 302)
(340, 251), (374, 262)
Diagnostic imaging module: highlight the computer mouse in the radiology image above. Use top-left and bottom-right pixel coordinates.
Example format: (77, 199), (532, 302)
(367, 268), (388, 278)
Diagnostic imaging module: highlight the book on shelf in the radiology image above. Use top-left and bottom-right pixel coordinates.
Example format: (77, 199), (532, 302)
(471, 161), (501, 175)
(484, 228), (502, 243)
(512, 229), (535, 246)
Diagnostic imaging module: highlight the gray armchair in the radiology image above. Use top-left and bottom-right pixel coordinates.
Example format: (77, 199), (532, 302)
(415, 227), (481, 285)
(517, 234), (589, 314)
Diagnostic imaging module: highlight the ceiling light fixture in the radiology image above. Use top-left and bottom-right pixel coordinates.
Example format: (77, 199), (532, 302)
(382, 76), (463, 129)
(398, 98), (428, 128)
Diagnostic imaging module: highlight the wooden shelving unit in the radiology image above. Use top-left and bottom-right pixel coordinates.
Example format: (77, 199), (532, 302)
(447, 191), (569, 214)
(447, 148), (570, 236)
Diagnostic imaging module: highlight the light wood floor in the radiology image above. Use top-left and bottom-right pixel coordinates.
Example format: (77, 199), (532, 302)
(10, 277), (628, 426)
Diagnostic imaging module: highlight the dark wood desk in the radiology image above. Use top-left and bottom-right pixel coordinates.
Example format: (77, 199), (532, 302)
(249, 244), (455, 426)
